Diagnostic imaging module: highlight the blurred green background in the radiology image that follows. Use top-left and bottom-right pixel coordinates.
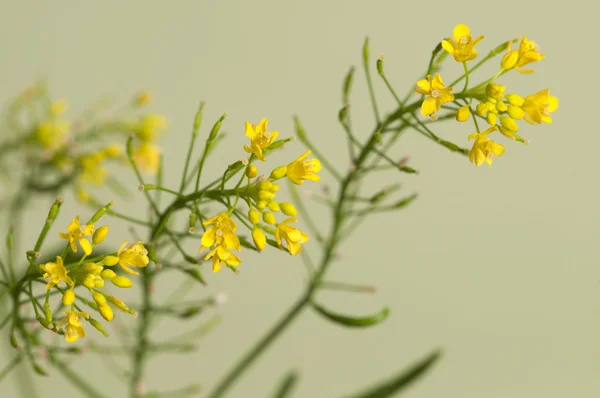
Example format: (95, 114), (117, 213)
(0, 1), (596, 397)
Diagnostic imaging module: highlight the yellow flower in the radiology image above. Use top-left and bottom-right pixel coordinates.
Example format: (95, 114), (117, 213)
(102, 241), (149, 276)
(40, 256), (74, 290)
(56, 310), (89, 343)
(136, 114), (167, 141)
(243, 118), (278, 162)
(468, 127), (505, 167)
(501, 36), (545, 74)
(521, 89), (558, 124)
(414, 73), (455, 117)
(80, 153), (107, 185)
(133, 141), (161, 174)
(275, 218), (309, 256)
(35, 119), (70, 150)
(205, 245), (241, 272)
(58, 216), (94, 255)
(200, 213), (241, 251)
(441, 24), (484, 62)
(50, 99), (69, 116)
(286, 150), (321, 185)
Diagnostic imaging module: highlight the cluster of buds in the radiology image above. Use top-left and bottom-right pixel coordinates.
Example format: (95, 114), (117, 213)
(199, 118), (321, 272)
(414, 24), (558, 167)
(38, 204), (145, 342)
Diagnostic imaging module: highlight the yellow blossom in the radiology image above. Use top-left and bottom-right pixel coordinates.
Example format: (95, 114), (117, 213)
(35, 119), (70, 150)
(136, 114), (167, 141)
(204, 245), (241, 272)
(501, 36), (545, 74)
(521, 89), (558, 124)
(40, 256), (74, 290)
(414, 73), (455, 117)
(468, 127), (505, 167)
(50, 99), (69, 115)
(286, 150), (321, 185)
(133, 141), (161, 174)
(441, 24), (484, 62)
(275, 218), (309, 256)
(80, 153), (108, 185)
(56, 310), (89, 343)
(58, 216), (94, 255)
(102, 241), (149, 276)
(200, 213), (241, 251)
(243, 118), (278, 162)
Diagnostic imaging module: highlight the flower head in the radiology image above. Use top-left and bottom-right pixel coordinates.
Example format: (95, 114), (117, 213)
(40, 256), (74, 290)
(35, 119), (70, 150)
(200, 213), (241, 251)
(56, 310), (89, 343)
(275, 218), (309, 255)
(414, 73), (455, 117)
(204, 245), (241, 272)
(286, 150), (321, 185)
(58, 216), (94, 255)
(521, 89), (558, 124)
(441, 24), (484, 62)
(468, 127), (505, 167)
(136, 114), (167, 141)
(102, 241), (149, 276)
(243, 118), (279, 162)
(133, 141), (161, 174)
(501, 36), (545, 74)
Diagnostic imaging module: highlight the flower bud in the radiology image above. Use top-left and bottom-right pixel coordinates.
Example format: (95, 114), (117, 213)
(94, 278), (104, 288)
(83, 275), (96, 288)
(486, 113), (497, 126)
(270, 183), (280, 192)
(107, 296), (136, 315)
(92, 292), (107, 306)
(111, 276), (133, 288)
(246, 165), (258, 178)
(500, 116), (518, 132)
(505, 94), (524, 107)
(248, 209), (261, 225)
(92, 226), (109, 245)
(102, 144), (121, 158)
(258, 181), (273, 191)
(499, 127), (517, 140)
(269, 165), (287, 180)
(256, 201), (267, 210)
(263, 212), (276, 225)
(99, 304), (114, 321)
(267, 201), (280, 212)
(495, 101), (508, 113)
(62, 290), (75, 306)
(485, 83), (505, 99)
(258, 190), (275, 201)
(501, 50), (519, 70)
(279, 202), (298, 217)
(101, 269), (116, 280)
(102, 255), (119, 266)
(507, 105), (524, 120)
(456, 106), (470, 122)
(252, 227), (266, 251)
(476, 103), (488, 116)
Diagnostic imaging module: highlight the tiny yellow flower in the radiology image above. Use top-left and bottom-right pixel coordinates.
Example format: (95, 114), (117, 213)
(58, 216), (94, 255)
(468, 127), (505, 167)
(441, 24), (484, 62)
(275, 218), (309, 256)
(56, 310), (89, 343)
(521, 89), (558, 124)
(50, 99), (69, 116)
(414, 73), (455, 117)
(200, 213), (241, 251)
(102, 241), (149, 276)
(205, 245), (241, 272)
(80, 153), (108, 185)
(133, 141), (161, 175)
(456, 106), (471, 122)
(136, 114), (167, 141)
(286, 150), (322, 185)
(35, 119), (70, 150)
(501, 36), (545, 74)
(40, 256), (74, 290)
(243, 118), (279, 162)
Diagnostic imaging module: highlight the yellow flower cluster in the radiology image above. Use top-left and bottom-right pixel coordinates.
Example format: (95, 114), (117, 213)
(199, 118), (320, 273)
(39, 213), (145, 343)
(131, 113), (167, 174)
(414, 24), (558, 167)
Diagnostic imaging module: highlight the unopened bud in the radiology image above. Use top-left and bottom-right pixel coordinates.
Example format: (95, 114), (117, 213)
(252, 227), (267, 251)
(246, 165), (259, 178)
(92, 226), (108, 245)
(62, 290), (75, 306)
(98, 304), (114, 321)
(269, 165), (287, 180)
(267, 201), (280, 212)
(262, 212), (276, 225)
(111, 276), (132, 288)
(279, 202), (298, 217)
(248, 209), (261, 225)
(456, 106), (470, 122)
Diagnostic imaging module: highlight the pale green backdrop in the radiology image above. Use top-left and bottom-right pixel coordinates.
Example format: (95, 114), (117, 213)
(0, 1), (596, 398)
